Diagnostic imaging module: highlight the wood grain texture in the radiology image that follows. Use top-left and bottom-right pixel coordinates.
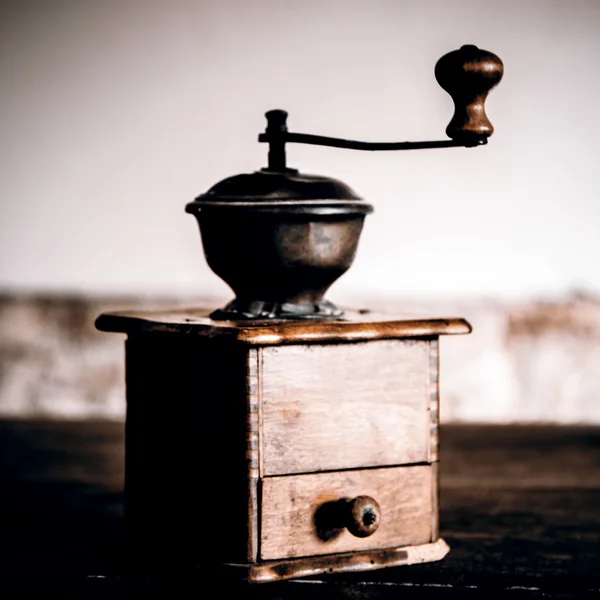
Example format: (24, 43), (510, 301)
(435, 45), (503, 142)
(429, 340), (440, 541)
(260, 465), (433, 560)
(431, 461), (439, 541)
(261, 340), (430, 475)
(228, 539), (449, 583)
(245, 348), (260, 561)
(429, 338), (440, 462)
(95, 309), (471, 345)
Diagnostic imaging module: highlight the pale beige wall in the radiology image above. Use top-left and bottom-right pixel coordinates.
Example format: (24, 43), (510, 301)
(1, 0), (599, 302)
(1, 1), (600, 422)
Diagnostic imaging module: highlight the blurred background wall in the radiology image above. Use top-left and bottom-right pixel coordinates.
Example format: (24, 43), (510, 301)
(1, 0), (599, 422)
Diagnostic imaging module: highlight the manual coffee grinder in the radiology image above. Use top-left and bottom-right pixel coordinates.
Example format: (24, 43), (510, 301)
(97, 45), (502, 583)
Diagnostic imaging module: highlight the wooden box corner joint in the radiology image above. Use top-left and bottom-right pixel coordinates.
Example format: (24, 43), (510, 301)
(95, 309), (471, 583)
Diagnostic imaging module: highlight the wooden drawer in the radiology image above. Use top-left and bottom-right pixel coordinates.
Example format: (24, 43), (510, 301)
(261, 340), (431, 476)
(260, 464), (433, 560)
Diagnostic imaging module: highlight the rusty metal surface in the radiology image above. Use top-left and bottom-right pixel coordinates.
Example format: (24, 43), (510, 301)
(188, 169), (367, 204)
(186, 170), (372, 320)
(196, 212), (366, 319)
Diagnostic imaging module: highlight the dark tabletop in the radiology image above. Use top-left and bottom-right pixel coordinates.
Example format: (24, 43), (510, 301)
(0, 420), (598, 599)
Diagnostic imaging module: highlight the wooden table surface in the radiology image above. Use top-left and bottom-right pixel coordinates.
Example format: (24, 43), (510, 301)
(0, 420), (598, 598)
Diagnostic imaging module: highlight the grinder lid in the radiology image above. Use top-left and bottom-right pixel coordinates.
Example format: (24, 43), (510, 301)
(185, 169), (373, 215)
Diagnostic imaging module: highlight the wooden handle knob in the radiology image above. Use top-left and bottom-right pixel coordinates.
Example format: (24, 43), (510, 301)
(346, 496), (381, 538)
(435, 45), (503, 144)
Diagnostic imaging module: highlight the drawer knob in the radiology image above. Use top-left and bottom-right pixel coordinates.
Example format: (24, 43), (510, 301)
(346, 495), (381, 538)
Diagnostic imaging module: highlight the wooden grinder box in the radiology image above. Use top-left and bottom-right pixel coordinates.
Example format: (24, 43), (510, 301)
(96, 309), (471, 582)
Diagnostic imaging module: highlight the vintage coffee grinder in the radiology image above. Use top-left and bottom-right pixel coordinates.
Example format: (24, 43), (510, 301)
(97, 45), (503, 582)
